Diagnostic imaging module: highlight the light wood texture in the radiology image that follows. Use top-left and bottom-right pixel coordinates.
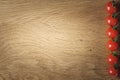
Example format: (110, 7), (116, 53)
(0, 0), (118, 80)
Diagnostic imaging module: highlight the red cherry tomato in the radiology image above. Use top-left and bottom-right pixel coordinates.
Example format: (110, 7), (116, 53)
(106, 40), (118, 51)
(106, 27), (118, 38)
(106, 1), (117, 14)
(106, 15), (118, 26)
(107, 53), (118, 65)
(108, 66), (119, 76)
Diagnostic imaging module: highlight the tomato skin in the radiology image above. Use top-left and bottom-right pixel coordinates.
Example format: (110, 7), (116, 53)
(106, 1), (117, 14)
(107, 54), (118, 65)
(106, 40), (118, 51)
(108, 66), (119, 76)
(106, 27), (118, 39)
(106, 15), (118, 26)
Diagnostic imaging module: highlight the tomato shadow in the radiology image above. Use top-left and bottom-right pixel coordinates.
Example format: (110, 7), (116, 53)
(115, 1), (120, 78)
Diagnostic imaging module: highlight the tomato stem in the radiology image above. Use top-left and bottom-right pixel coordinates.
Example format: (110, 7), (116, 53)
(112, 0), (117, 7)
(112, 12), (120, 18)
(113, 23), (119, 30)
(114, 64), (119, 69)
(113, 51), (119, 56)
(113, 35), (119, 42)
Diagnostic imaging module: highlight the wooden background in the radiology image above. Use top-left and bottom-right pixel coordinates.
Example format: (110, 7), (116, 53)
(0, 0), (118, 80)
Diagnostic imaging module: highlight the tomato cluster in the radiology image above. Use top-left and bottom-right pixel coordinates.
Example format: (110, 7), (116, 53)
(105, 1), (120, 76)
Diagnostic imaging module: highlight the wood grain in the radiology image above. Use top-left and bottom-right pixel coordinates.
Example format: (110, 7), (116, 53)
(0, 0), (118, 80)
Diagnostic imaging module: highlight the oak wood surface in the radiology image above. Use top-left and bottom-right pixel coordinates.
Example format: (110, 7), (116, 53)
(0, 0), (117, 80)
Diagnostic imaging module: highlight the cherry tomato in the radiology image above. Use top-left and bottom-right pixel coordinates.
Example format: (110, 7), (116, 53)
(106, 40), (118, 51)
(108, 66), (119, 76)
(107, 53), (118, 65)
(106, 27), (118, 38)
(106, 1), (117, 14)
(106, 15), (118, 26)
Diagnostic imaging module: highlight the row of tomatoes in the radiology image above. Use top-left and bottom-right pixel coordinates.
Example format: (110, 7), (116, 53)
(106, 1), (120, 76)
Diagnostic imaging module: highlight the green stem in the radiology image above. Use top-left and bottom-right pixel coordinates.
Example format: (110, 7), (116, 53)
(112, 12), (120, 18)
(112, 0), (116, 7)
(113, 23), (119, 30)
(114, 64), (119, 69)
(113, 35), (119, 42)
(112, 51), (119, 56)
